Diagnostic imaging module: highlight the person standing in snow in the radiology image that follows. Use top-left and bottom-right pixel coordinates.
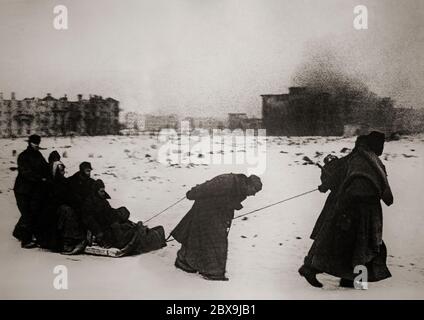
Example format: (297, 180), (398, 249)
(13, 135), (49, 248)
(299, 131), (394, 288)
(171, 173), (263, 281)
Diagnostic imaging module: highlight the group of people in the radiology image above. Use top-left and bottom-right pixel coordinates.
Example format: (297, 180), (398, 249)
(12, 134), (165, 256)
(11, 131), (393, 285)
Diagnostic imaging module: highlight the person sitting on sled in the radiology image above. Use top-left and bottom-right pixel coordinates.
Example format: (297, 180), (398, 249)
(81, 179), (166, 256)
(81, 179), (133, 249)
(171, 173), (262, 281)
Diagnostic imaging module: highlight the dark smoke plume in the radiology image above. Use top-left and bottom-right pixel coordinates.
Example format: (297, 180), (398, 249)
(291, 45), (374, 101)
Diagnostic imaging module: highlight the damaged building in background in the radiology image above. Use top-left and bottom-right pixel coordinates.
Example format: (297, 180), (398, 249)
(0, 92), (120, 138)
(261, 86), (401, 136)
(228, 113), (262, 131)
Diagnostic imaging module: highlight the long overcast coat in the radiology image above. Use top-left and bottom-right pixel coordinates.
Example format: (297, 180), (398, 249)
(13, 146), (49, 242)
(171, 174), (249, 276)
(305, 146), (393, 281)
(35, 174), (70, 251)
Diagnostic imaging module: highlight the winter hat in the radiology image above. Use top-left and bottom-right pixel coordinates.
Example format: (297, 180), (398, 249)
(93, 179), (105, 190)
(365, 131), (385, 156)
(93, 179), (111, 199)
(79, 161), (93, 172)
(248, 175), (263, 192)
(27, 134), (41, 145)
(26, 134), (46, 149)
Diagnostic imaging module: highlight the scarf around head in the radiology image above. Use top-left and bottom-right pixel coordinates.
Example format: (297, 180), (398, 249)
(343, 147), (393, 206)
(52, 161), (64, 178)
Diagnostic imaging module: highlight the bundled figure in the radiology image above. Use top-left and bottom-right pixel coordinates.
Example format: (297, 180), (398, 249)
(299, 131), (394, 288)
(171, 173), (262, 281)
(82, 179), (166, 256)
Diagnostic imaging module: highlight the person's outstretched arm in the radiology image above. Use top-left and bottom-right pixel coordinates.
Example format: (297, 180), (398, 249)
(186, 175), (236, 200)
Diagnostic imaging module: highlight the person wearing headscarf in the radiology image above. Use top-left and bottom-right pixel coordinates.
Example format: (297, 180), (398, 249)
(47, 150), (61, 178)
(299, 131), (393, 288)
(35, 160), (70, 251)
(171, 173), (263, 281)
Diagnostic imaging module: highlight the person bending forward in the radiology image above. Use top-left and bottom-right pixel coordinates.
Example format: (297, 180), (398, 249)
(171, 173), (262, 281)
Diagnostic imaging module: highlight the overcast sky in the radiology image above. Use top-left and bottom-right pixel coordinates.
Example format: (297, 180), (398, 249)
(0, 0), (422, 117)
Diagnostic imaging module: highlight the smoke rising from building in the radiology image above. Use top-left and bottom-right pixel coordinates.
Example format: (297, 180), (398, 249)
(291, 45), (372, 101)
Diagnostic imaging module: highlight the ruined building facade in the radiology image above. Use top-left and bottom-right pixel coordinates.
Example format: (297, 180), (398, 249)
(262, 87), (396, 136)
(0, 92), (120, 138)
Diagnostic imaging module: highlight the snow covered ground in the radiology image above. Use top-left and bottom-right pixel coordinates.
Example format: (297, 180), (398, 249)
(0, 133), (423, 299)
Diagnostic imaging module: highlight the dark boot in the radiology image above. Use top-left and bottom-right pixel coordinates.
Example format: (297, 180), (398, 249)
(298, 265), (323, 288)
(61, 239), (87, 255)
(13, 222), (25, 241)
(201, 273), (229, 281)
(21, 240), (37, 249)
(339, 278), (354, 288)
(175, 258), (197, 273)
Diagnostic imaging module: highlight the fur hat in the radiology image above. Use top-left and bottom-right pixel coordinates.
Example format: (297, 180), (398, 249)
(248, 175), (263, 192)
(93, 179), (111, 199)
(79, 161), (93, 171)
(366, 131), (385, 156)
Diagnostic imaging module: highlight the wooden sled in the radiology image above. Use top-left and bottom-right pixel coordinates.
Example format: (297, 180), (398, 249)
(84, 245), (127, 258)
(83, 229), (144, 258)
(83, 224), (167, 258)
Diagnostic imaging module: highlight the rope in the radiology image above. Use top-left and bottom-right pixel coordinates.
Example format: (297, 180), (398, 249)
(144, 196), (186, 223)
(233, 188), (318, 220)
(165, 188), (318, 242)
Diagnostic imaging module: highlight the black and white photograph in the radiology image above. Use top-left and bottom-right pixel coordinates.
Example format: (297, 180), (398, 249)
(0, 0), (423, 305)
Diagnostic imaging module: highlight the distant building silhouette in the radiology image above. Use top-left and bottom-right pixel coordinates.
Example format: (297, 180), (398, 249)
(144, 114), (179, 132)
(228, 113), (262, 131)
(183, 117), (226, 132)
(261, 87), (400, 136)
(0, 92), (120, 137)
(124, 112), (145, 133)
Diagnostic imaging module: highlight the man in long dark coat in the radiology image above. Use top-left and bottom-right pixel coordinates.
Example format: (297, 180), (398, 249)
(299, 131), (394, 288)
(13, 135), (49, 248)
(171, 173), (263, 281)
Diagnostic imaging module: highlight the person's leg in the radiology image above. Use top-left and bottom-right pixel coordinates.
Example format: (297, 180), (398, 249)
(339, 278), (354, 288)
(298, 254), (323, 288)
(201, 273), (229, 281)
(175, 246), (197, 273)
(13, 192), (36, 248)
(57, 206), (87, 254)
